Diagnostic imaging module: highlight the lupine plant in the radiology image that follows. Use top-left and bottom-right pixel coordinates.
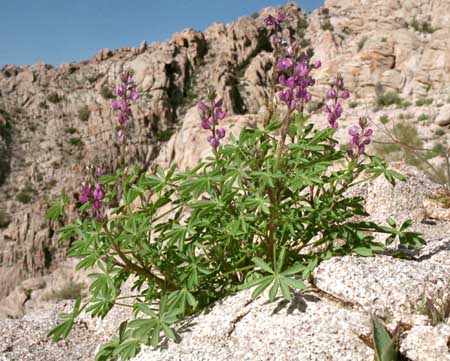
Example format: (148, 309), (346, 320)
(48, 12), (424, 360)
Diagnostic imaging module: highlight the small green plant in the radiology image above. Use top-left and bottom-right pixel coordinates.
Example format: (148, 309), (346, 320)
(410, 17), (436, 34)
(379, 115), (390, 124)
(398, 113), (413, 120)
(64, 127), (78, 134)
(435, 128), (446, 136)
(416, 295), (450, 326)
(16, 190), (33, 204)
(101, 85), (115, 100)
(381, 37), (387, 42)
(68, 137), (83, 147)
(47, 92), (62, 104)
(371, 314), (399, 361)
(415, 98), (433, 106)
(358, 36), (368, 51)
(78, 105), (91, 122)
(417, 114), (430, 122)
(320, 20), (334, 31)
(376, 92), (404, 108)
(349, 101), (359, 109)
(155, 129), (174, 142)
(399, 100), (412, 109)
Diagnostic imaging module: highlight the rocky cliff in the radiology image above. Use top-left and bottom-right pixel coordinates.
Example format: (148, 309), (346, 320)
(1, 0), (450, 317)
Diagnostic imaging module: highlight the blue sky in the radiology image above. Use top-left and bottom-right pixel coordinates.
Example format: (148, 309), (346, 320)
(0, 0), (323, 67)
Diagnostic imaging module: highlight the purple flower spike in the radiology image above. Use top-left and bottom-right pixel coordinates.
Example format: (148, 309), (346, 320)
(347, 119), (373, 158)
(111, 70), (140, 146)
(278, 13), (286, 22)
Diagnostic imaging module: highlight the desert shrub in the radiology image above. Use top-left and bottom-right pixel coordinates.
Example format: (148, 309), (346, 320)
(78, 105), (90, 122)
(321, 20), (334, 31)
(42, 276), (85, 302)
(376, 91), (404, 108)
(435, 129), (446, 136)
(68, 137), (83, 146)
(400, 100), (412, 109)
(64, 127), (78, 134)
(374, 123), (423, 166)
(416, 98), (433, 106)
(101, 85), (115, 99)
(410, 17), (436, 34)
(399, 113), (414, 120)
(155, 129), (174, 142)
(418, 114), (430, 122)
(381, 37), (387, 42)
(0, 209), (11, 228)
(39, 101), (49, 109)
(48, 13), (424, 361)
(379, 115), (390, 124)
(16, 190), (32, 204)
(47, 92), (62, 103)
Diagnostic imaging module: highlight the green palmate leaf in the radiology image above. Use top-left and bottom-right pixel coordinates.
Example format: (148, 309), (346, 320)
(47, 318), (74, 342)
(253, 257), (274, 274)
(250, 276), (274, 299)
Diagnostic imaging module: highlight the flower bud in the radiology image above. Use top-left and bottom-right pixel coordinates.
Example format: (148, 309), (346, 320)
(327, 87), (337, 99)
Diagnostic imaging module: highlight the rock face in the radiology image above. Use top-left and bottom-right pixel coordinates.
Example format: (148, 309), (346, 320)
(1, 0), (450, 340)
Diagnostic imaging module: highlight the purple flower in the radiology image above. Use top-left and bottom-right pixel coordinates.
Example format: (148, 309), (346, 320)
(264, 14), (277, 26)
(341, 90), (350, 99)
(327, 88), (337, 99)
(93, 183), (104, 201)
(313, 60), (321, 69)
(111, 100), (121, 110)
(114, 84), (125, 97)
(214, 107), (226, 121)
(278, 13), (286, 22)
(201, 119), (211, 130)
(197, 101), (208, 111)
(207, 136), (220, 149)
(79, 184), (91, 204)
(216, 128), (226, 139)
(277, 57), (293, 71)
